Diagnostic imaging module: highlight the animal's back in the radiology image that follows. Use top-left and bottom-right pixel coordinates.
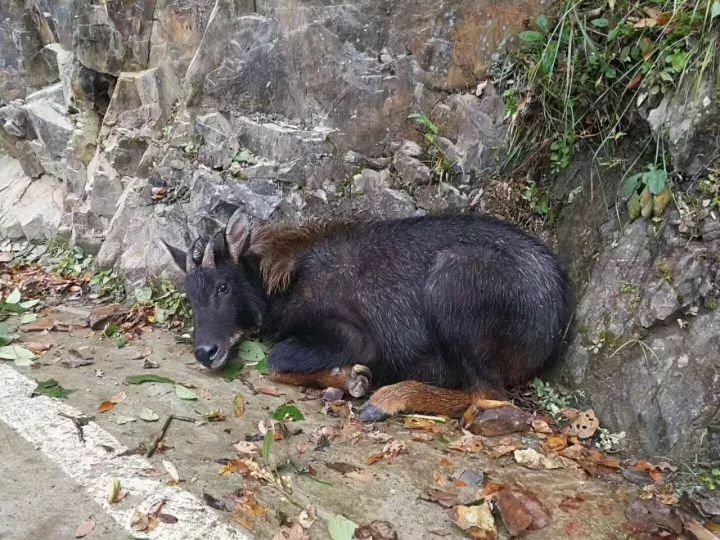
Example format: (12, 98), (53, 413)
(273, 215), (571, 389)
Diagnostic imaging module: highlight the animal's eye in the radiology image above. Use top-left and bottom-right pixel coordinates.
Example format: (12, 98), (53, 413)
(217, 283), (229, 294)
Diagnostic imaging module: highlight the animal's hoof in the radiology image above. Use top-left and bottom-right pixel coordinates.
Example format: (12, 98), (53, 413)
(347, 375), (370, 398)
(351, 364), (372, 382)
(358, 403), (390, 423)
(346, 364), (372, 398)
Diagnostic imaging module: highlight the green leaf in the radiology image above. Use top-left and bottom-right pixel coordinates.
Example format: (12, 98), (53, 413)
(0, 345), (36, 365)
(256, 356), (269, 375)
(712, 0), (720, 19)
(237, 341), (266, 363)
(115, 335), (129, 348)
(139, 408), (159, 422)
(591, 18), (609, 28)
(621, 174), (642, 200)
(327, 515), (358, 540)
(31, 378), (72, 399)
(262, 430), (273, 466)
(0, 324), (13, 346)
(272, 404), (305, 422)
(20, 313), (37, 325)
(125, 374), (176, 385)
(535, 15), (550, 33)
(175, 384), (197, 400)
(103, 323), (121, 338)
(643, 168), (668, 195)
(134, 287), (153, 304)
(519, 30), (544, 43)
(222, 361), (244, 382)
(670, 52), (689, 73)
(5, 289), (21, 304)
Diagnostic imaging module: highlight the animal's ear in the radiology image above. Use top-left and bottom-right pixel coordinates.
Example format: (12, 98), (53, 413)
(225, 209), (253, 262)
(160, 240), (188, 274)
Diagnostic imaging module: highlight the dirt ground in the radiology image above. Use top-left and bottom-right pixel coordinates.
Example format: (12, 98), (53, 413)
(0, 297), (658, 540)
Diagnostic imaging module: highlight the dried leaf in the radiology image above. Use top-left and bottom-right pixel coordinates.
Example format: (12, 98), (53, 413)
(449, 503), (497, 539)
(514, 448), (562, 470)
(139, 408), (159, 422)
(163, 460), (180, 483)
(110, 390), (126, 404)
(566, 409), (599, 438)
(257, 386), (285, 397)
(75, 516), (96, 538)
(234, 441), (259, 455)
(448, 434), (484, 453)
(234, 394), (245, 417)
(98, 401), (116, 413)
(356, 520), (398, 539)
(174, 384), (197, 400)
(24, 342), (52, 354)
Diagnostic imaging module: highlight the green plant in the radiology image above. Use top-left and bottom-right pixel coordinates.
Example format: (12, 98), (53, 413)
(698, 168), (720, 208)
(702, 468), (720, 490)
(134, 279), (192, 328)
(183, 141), (200, 156)
(407, 113), (455, 182)
(49, 244), (93, 278)
(532, 378), (585, 421)
(596, 427), (626, 451)
(495, 0), (720, 176)
(232, 148), (259, 166)
(522, 180), (552, 217)
(89, 270), (126, 301)
(621, 165), (672, 220)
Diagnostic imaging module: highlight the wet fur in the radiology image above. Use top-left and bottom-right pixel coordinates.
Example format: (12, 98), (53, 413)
(228, 214), (572, 392)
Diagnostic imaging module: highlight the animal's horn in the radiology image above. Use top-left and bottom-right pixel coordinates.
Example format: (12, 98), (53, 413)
(202, 235), (216, 269)
(186, 237), (204, 273)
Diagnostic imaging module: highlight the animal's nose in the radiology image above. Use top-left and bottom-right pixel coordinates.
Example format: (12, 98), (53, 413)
(194, 344), (219, 366)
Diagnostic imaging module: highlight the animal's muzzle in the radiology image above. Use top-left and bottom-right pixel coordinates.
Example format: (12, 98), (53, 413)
(194, 344), (219, 367)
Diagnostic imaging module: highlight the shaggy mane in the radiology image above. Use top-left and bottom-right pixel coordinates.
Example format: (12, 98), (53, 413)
(249, 220), (357, 295)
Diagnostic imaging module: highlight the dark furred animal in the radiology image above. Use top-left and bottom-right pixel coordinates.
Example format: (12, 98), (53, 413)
(162, 211), (571, 421)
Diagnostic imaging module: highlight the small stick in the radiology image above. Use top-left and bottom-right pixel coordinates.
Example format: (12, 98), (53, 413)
(58, 412), (92, 444)
(146, 414), (196, 458)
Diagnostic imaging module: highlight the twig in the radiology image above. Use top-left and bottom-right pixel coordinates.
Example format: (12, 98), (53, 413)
(146, 414), (196, 458)
(58, 412), (92, 444)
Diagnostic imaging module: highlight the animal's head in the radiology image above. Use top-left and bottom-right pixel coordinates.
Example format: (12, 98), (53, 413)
(161, 211), (265, 370)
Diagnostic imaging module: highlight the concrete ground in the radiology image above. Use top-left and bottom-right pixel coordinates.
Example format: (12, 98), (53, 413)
(0, 301), (644, 539)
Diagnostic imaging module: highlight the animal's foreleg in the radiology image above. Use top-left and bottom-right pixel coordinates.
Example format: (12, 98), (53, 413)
(269, 365), (372, 397)
(358, 382), (507, 422)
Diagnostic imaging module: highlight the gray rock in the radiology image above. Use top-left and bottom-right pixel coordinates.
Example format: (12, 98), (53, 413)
(84, 153), (124, 218)
(393, 152), (433, 185)
(25, 98), (74, 157)
(12, 175), (65, 240)
(102, 68), (175, 133)
(0, 156), (33, 240)
(74, 4), (126, 75)
(398, 140), (422, 158)
(647, 76), (719, 176)
(352, 169), (393, 193)
(195, 112), (239, 170)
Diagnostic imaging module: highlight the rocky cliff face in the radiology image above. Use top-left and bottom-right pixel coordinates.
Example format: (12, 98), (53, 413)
(0, 0), (718, 463)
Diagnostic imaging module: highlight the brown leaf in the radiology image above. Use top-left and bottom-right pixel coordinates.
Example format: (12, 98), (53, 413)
(559, 444), (588, 461)
(130, 510), (150, 532)
(110, 391), (126, 404)
(159, 514), (178, 524)
(98, 401), (115, 413)
(75, 516), (96, 538)
(625, 499), (682, 535)
(566, 409), (599, 439)
(234, 441), (259, 455)
(448, 434), (484, 453)
(411, 432), (435, 442)
(24, 342), (52, 354)
(326, 462), (360, 475)
(514, 448), (562, 470)
(531, 419), (553, 434)
(544, 434), (568, 453)
(449, 503), (497, 539)
(356, 520), (398, 539)
(423, 488), (460, 508)
(382, 440), (408, 460)
(234, 394), (245, 417)
(220, 459), (252, 477)
(404, 417), (445, 432)
(257, 386), (285, 397)
(484, 438), (521, 459)
(24, 319), (57, 332)
(367, 453), (384, 465)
